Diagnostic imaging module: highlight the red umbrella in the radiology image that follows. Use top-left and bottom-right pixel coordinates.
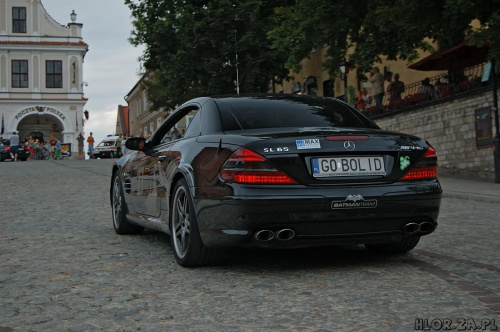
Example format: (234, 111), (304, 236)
(408, 41), (489, 71)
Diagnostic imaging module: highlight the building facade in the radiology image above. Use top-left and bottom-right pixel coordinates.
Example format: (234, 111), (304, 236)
(0, 0), (88, 155)
(275, 47), (445, 103)
(124, 73), (166, 138)
(115, 105), (129, 137)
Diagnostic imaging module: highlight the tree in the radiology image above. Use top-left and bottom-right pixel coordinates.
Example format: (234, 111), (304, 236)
(126, 0), (291, 112)
(269, 0), (500, 76)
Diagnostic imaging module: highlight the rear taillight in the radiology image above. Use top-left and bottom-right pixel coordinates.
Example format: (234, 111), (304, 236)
(6, 146), (10, 151)
(399, 144), (438, 181)
(220, 147), (298, 185)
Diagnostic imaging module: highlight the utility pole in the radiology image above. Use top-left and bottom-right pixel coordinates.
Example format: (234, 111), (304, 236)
(492, 58), (500, 183)
(235, 30), (240, 96)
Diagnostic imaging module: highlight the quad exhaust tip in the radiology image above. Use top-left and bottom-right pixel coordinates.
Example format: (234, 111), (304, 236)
(254, 229), (275, 241)
(254, 228), (296, 241)
(275, 228), (295, 241)
(402, 221), (436, 236)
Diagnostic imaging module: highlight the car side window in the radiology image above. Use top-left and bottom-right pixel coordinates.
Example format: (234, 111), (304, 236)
(153, 106), (200, 146)
(183, 109), (201, 138)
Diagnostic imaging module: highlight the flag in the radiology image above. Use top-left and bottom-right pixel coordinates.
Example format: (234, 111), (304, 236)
(1, 114), (4, 135)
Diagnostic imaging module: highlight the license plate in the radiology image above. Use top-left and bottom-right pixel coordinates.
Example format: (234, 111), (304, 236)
(312, 156), (386, 177)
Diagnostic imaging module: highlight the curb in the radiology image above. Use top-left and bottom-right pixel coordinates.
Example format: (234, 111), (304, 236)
(443, 191), (500, 204)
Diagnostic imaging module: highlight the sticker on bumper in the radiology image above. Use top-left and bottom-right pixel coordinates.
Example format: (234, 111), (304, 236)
(331, 194), (377, 209)
(296, 139), (321, 149)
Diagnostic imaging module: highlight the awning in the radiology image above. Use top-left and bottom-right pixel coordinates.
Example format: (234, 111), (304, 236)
(408, 41), (489, 71)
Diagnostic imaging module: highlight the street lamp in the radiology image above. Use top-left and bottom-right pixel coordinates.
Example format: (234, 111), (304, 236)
(84, 110), (89, 120)
(340, 60), (350, 103)
(70, 10), (77, 22)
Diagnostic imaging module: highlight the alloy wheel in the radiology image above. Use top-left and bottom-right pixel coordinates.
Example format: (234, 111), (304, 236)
(112, 176), (122, 228)
(172, 185), (191, 259)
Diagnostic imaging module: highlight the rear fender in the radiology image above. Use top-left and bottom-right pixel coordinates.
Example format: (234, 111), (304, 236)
(161, 164), (196, 230)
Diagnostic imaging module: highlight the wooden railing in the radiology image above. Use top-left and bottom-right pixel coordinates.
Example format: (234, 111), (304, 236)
(366, 62), (493, 117)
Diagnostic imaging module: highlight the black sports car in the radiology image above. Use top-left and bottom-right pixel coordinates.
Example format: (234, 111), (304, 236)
(0, 139), (30, 162)
(110, 94), (442, 267)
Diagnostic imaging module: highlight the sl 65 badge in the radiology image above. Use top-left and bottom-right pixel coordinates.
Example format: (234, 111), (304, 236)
(263, 147), (289, 152)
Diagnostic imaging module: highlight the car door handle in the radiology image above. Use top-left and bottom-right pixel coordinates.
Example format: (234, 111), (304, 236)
(157, 155), (167, 162)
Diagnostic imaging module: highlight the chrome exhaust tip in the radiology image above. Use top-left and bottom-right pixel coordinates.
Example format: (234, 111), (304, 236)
(402, 222), (420, 235)
(275, 228), (295, 241)
(418, 222), (436, 235)
(254, 230), (274, 241)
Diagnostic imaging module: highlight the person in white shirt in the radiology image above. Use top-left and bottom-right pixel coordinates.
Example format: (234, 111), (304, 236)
(9, 131), (20, 161)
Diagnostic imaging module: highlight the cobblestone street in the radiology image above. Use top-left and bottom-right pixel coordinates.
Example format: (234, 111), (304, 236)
(0, 159), (499, 331)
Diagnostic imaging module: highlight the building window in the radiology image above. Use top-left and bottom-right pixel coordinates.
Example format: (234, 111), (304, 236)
(46, 61), (63, 88)
(12, 60), (28, 88)
(13, 7), (27, 33)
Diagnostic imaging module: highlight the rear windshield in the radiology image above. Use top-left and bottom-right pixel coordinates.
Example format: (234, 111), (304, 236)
(215, 96), (373, 131)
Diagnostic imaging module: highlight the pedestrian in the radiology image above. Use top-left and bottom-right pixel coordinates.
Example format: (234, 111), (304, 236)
(418, 77), (438, 101)
(369, 66), (385, 108)
(87, 132), (95, 159)
(116, 133), (123, 157)
(356, 88), (374, 112)
(77, 132), (85, 160)
(386, 73), (405, 108)
(54, 137), (62, 160)
(49, 134), (57, 159)
(9, 131), (20, 162)
(28, 135), (35, 160)
(33, 139), (41, 160)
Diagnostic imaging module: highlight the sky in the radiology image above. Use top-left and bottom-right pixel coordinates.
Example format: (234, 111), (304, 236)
(41, 0), (145, 146)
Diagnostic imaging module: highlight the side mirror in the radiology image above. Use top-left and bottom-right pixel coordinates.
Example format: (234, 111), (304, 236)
(125, 137), (146, 151)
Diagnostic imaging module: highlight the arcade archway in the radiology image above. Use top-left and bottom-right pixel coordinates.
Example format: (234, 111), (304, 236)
(17, 113), (64, 143)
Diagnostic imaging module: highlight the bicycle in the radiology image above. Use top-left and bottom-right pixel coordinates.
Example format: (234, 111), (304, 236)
(34, 147), (50, 160)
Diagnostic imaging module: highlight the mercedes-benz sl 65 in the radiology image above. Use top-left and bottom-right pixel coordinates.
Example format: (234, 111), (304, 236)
(110, 94), (442, 267)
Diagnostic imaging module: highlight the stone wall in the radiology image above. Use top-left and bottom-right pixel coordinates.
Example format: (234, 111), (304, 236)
(373, 89), (498, 180)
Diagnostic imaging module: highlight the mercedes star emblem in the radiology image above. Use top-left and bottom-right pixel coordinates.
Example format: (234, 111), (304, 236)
(344, 141), (356, 151)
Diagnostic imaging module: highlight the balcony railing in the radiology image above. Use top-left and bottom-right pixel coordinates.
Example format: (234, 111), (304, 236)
(366, 62), (492, 117)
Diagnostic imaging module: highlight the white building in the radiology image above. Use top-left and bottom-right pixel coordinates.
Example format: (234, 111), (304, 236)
(0, 0), (88, 155)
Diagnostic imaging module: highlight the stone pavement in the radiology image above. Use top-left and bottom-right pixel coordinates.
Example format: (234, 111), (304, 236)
(439, 176), (500, 204)
(0, 159), (498, 332)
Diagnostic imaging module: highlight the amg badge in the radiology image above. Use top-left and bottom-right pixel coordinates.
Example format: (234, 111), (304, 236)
(331, 194), (377, 209)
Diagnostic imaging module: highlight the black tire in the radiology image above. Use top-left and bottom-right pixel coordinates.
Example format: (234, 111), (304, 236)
(111, 172), (144, 235)
(170, 179), (220, 267)
(110, 151), (115, 158)
(365, 236), (420, 254)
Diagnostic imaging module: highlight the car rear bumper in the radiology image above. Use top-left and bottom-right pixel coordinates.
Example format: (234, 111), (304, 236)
(194, 180), (442, 248)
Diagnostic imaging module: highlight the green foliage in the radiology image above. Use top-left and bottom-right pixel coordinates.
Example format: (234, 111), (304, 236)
(126, 0), (499, 111)
(126, 0), (290, 111)
(466, 0), (500, 60)
(269, 0), (499, 76)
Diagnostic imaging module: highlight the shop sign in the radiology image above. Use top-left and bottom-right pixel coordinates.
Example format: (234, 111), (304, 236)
(14, 107), (66, 121)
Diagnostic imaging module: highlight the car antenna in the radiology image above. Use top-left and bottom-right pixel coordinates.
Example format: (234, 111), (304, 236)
(235, 30), (240, 96)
